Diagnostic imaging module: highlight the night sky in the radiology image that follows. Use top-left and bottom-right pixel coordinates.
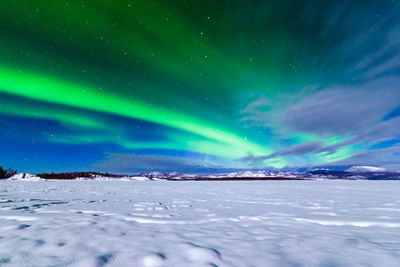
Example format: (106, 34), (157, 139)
(0, 1), (399, 173)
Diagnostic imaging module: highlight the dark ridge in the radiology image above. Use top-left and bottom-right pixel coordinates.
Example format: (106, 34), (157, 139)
(36, 172), (125, 180)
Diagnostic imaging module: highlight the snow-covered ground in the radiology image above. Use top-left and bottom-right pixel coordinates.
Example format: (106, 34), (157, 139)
(0, 180), (399, 266)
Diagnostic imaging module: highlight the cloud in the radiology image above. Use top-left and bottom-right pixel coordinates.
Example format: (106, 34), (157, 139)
(93, 153), (227, 174)
(283, 77), (400, 136)
(361, 29), (400, 80)
(383, 105), (400, 121)
(240, 111), (400, 163)
(320, 144), (400, 170)
(241, 116), (400, 164)
(241, 141), (324, 162)
(316, 116), (400, 152)
(239, 95), (272, 127)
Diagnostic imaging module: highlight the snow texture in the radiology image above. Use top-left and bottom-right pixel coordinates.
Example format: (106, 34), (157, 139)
(0, 180), (399, 266)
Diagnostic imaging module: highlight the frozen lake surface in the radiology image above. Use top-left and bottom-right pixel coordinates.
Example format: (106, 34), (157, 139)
(0, 180), (399, 266)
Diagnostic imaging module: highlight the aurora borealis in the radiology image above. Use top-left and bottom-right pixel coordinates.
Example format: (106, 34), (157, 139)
(1, 1), (399, 173)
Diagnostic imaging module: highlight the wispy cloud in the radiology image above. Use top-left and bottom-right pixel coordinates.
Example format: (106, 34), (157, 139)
(93, 153), (227, 174)
(320, 144), (400, 170)
(283, 78), (400, 136)
(241, 141), (324, 162)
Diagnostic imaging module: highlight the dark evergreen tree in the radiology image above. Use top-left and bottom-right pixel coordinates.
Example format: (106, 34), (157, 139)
(0, 166), (17, 179)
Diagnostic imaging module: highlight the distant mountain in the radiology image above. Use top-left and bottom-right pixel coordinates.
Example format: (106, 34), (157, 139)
(5, 169), (400, 181)
(308, 168), (400, 180)
(346, 166), (387, 173)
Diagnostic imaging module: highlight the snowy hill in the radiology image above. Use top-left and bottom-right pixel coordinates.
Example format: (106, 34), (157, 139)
(346, 166), (387, 173)
(9, 173), (44, 181)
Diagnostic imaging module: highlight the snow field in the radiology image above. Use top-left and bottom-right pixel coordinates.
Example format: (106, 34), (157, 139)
(0, 180), (399, 266)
